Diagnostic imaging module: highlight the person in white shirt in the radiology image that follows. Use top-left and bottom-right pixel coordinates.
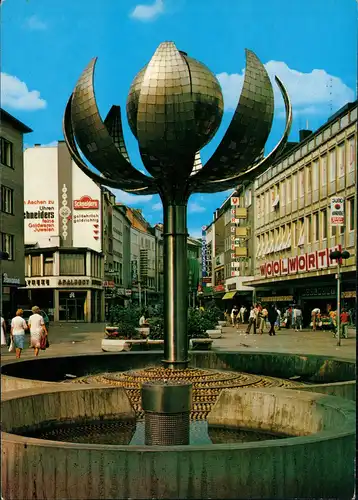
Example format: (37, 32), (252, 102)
(246, 306), (257, 334)
(311, 307), (321, 331)
(10, 309), (28, 358)
(28, 306), (47, 357)
(1, 315), (7, 346)
(239, 306), (247, 324)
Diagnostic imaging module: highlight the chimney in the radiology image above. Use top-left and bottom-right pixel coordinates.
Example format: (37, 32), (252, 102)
(299, 129), (312, 142)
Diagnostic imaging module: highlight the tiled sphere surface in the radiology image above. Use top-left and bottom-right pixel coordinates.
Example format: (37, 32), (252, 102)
(126, 42), (224, 155)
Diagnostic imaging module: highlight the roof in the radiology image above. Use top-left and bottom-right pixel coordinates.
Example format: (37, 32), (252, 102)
(0, 108), (33, 133)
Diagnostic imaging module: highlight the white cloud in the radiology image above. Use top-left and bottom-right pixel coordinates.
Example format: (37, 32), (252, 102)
(188, 202), (206, 213)
(25, 15), (47, 30)
(152, 202), (162, 211)
(112, 189), (153, 205)
(130, 0), (164, 21)
(1, 73), (47, 111)
(217, 61), (354, 116)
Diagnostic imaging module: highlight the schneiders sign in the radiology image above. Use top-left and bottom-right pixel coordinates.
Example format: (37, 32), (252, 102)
(73, 195), (99, 210)
(260, 246), (342, 278)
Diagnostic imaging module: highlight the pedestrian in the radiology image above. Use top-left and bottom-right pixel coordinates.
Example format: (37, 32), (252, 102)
(267, 304), (277, 336)
(230, 305), (239, 329)
(293, 306), (303, 331)
(139, 309), (149, 327)
(28, 306), (48, 357)
(340, 309), (350, 339)
(256, 303), (262, 330)
(311, 307), (320, 331)
(1, 313), (6, 346)
(239, 305), (247, 324)
(246, 306), (257, 334)
(258, 305), (268, 334)
(10, 309), (28, 359)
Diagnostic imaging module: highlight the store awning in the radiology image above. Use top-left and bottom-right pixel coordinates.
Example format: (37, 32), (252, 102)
(222, 291), (237, 300)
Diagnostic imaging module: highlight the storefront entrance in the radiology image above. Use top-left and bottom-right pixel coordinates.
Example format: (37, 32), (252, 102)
(59, 291), (86, 322)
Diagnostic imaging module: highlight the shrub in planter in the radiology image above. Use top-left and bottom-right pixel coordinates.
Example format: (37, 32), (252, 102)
(187, 308), (209, 339)
(148, 316), (164, 340)
(108, 305), (141, 327)
(105, 322), (138, 339)
(203, 305), (223, 326)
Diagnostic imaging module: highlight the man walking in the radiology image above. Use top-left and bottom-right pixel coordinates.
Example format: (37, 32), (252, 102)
(293, 306), (303, 331)
(268, 305), (277, 336)
(246, 306), (257, 334)
(239, 305), (247, 324)
(231, 305), (239, 329)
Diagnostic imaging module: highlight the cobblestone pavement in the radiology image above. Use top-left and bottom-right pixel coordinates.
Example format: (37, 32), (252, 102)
(1, 321), (356, 363)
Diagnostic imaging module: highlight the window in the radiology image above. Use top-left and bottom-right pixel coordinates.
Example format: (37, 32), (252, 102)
(305, 164), (312, 192)
(292, 221), (296, 247)
(348, 198), (355, 231)
(43, 253), (54, 276)
(347, 136), (355, 173)
(1, 233), (14, 260)
(0, 138), (13, 168)
(297, 218), (305, 247)
(0, 185), (14, 214)
(314, 212), (319, 241)
(265, 191), (270, 213)
(328, 149), (336, 182)
(321, 209), (327, 239)
(292, 173), (297, 201)
(286, 177), (291, 203)
(280, 181), (286, 206)
(60, 253), (85, 276)
(25, 255), (30, 277)
(299, 169), (304, 198)
(312, 160), (319, 191)
(331, 224), (337, 237)
(31, 255), (41, 276)
(337, 143), (345, 177)
(306, 216), (312, 243)
(321, 155), (327, 186)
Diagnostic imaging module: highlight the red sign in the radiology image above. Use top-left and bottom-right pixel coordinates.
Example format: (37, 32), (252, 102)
(214, 284), (225, 292)
(260, 246), (342, 278)
(73, 195), (99, 210)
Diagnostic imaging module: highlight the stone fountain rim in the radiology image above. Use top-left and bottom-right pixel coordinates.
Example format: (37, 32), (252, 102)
(1, 384), (355, 453)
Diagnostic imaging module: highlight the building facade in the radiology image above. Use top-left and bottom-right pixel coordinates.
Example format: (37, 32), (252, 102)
(249, 102), (357, 324)
(0, 109), (32, 318)
(22, 141), (105, 322)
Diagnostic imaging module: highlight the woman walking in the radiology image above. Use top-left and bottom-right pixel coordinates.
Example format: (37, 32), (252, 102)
(28, 306), (47, 357)
(10, 309), (28, 359)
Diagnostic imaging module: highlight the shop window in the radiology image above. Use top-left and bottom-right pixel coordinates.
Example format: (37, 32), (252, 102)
(31, 255), (41, 276)
(0, 138), (13, 168)
(1, 232), (14, 260)
(60, 253), (85, 276)
(348, 198), (355, 231)
(1, 185), (14, 214)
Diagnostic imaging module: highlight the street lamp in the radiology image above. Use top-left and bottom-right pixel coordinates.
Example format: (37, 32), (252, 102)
(329, 249), (351, 346)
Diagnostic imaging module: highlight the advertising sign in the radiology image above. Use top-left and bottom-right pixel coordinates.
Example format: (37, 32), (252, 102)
(201, 226), (207, 285)
(131, 260), (138, 285)
(231, 197), (240, 206)
(330, 197), (345, 226)
(73, 195), (99, 210)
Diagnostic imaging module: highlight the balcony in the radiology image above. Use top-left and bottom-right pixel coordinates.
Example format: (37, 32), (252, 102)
(235, 247), (247, 257)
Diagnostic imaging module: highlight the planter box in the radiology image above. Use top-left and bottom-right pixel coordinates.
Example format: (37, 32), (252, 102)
(189, 338), (213, 351)
(218, 321), (226, 326)
(101, 339), (131, 352)
(207, 331), (222, 339)
(135, 327), (150, 338)
(215, 325), (222, 331)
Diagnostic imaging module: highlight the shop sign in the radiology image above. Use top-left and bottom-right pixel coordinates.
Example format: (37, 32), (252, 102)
(260, 295), (293, 302)
(330, 197), (345, 226)
(58, 279), (91, 286)
(202, 277), (212, 283)
(214, 284), (225, 292)
(26, 279), (50, 287)
(231, 197), (239, 206)
(260, 246), (341, 278)
(342, 291), (356, 298)
(2, 273), (21, 285)
(73, 195), (99, 210)
(131, 260), (138, 285)
(301, 287), (335, 298)
(231, 271), (240, 276)
(201, 226), (208, 281)
(103, 281), (115, 288)
(227, 283), (237, 291)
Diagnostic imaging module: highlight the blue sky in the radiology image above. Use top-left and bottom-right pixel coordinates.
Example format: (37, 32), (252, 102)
(1, 0), (357, 237)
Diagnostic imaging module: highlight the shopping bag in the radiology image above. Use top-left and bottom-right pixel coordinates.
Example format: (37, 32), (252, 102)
(46, 337), (50, 348)
(8, 339), (14, 352)
(40, 335), (47, 350)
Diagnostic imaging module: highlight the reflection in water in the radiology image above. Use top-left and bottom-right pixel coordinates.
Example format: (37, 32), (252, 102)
(19, 419), (290, 446)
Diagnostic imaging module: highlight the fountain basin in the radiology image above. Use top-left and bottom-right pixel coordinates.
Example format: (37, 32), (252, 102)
(1, 384), (355, 499)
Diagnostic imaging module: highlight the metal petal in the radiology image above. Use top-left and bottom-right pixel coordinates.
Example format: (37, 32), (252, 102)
(190, 151), (203, 176)
(189, 49), (274, 192)
(63, 94), (158, 195)
(191, 76), (292, 193)
(104, 105), (130, 162)
(71, 57), (155, 190)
